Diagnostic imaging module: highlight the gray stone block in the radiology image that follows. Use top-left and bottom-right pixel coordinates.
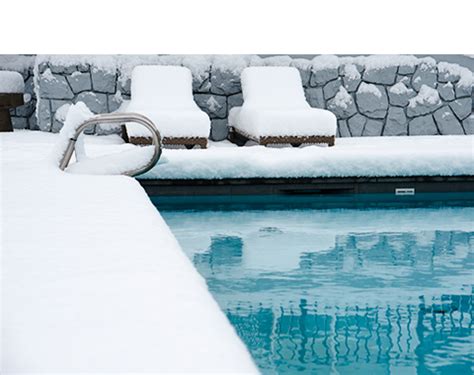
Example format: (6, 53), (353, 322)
(227, 93), (243, 112)
(338, 119), (351, 137)
(343, 76), (360, 93)
(363, 66), (397, 85)
(39, 70), (74, 100)
(388, 83), (416, 107)
(210, 68), (241, 95)
(438, 83), (455, 101)
(52, 119), (63, 133)
(305, 87), (325, 108)
(67, 71), (92, 94)
(408, 114), (438, 135)
(50, 63), (77, 75)
(108, 93), (122, 112)
(438, 69), (460, 83)
(118, 76), (131, 96)
(210, 119), (228, 141)
(15, 99), (36, 117)
(396, 75), (411, 85)
(194, 94), (227, 119)
(462, 115), (474, 134)
(75, 92), (108, 114)
(28, 114), (38, 130)
(411, 64), (437, 92)
(310, 68), (339, 87)
(38, 62), (48, 74)
(433, 106), (464, 135)
(356, 83), (388, 119)
(348, 114), (367, 137)
(192, 67), (211, 93)
(294, 67), (311, 87)
(323, 78), (342, 100)
(51, 100), (72, 132)
(362, 119), (384, 136)
(37, 99), (51, 131)
(398, 64), (416, 75)
(341, 64), (361, 93)
(327, 89), (357, 119)
(383, 107), (408, 136)
(454, 82), (472, 98)
(91, 68), (116, 94)
(11, 117), (28, 129)
(51, 99), (70, 113)
(95, 123), (121, 136)
(449, 98), (471, 121)
(24, 75), (35, 96)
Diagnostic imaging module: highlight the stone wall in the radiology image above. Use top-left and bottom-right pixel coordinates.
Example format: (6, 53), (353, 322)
(4, 55), (473, 138)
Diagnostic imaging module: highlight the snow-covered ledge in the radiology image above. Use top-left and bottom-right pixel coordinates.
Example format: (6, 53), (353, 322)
(1, 131), (257, 373)
(1, 55), (473, 138)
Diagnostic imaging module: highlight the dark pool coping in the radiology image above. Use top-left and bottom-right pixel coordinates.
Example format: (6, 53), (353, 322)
(139, 175), (474, 196)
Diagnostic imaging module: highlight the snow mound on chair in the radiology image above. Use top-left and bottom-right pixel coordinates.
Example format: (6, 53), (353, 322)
(232, 67), (337, 138)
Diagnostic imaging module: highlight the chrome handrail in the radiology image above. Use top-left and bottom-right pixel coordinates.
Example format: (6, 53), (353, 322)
(59, 112), (162, 177)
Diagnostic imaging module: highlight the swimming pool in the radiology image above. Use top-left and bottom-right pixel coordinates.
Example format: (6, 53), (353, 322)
(159, 201), (473, 374)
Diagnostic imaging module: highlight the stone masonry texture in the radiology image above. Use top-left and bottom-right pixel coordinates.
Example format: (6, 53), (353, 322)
(1, 55), (472, 139)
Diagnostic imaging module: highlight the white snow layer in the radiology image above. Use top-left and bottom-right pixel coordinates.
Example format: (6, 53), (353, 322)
(51, 102), (94, 166)
(409, 85), (441, 108)
(389, 81), (413, 95)
(125, 66), (210, 138)
(342, 63), (361, 80)
(140, 136), (474, 179)
(0, 71), (24, 93)
(65, 145), (157, 175)
(331, 86), (353, 109)
(53, 103), (71, 122)
(438, 61), (474, 87)
(358, 82), (382, 97)
(232, 67), (337, 137)
(0, 130), (257, 373)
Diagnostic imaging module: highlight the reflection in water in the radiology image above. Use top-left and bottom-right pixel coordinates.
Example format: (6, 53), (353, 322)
(162, 208), (474, 374)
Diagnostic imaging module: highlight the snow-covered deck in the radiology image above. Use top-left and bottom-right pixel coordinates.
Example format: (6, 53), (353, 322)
(142, 135), (474, 180)
(1, 131), (257, 373)
(1, 130), (473, 372)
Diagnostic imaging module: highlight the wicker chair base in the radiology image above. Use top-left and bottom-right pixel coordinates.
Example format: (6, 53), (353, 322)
(228, 127), (335, 147)
(122, 125), (207, 149)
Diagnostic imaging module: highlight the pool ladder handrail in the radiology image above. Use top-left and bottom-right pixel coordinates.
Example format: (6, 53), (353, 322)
(59, 112), (162, 177)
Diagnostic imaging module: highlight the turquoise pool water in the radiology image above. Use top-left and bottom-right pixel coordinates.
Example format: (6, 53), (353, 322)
(160, 204), (473, 374)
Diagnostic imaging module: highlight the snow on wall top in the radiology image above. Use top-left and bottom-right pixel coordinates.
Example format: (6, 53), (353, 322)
(0, 71), (25, 93)
(342, 55), (436, 71)
(30, 55), (474, 88)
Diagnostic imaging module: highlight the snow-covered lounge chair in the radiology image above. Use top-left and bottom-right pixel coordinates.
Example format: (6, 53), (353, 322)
(228, 67), (337, 147)
(123, 66), (210, 149)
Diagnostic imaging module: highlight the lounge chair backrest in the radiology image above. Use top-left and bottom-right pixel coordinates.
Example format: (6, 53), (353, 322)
(241, 67), (309, 109)
(131, 65), (196, 109)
